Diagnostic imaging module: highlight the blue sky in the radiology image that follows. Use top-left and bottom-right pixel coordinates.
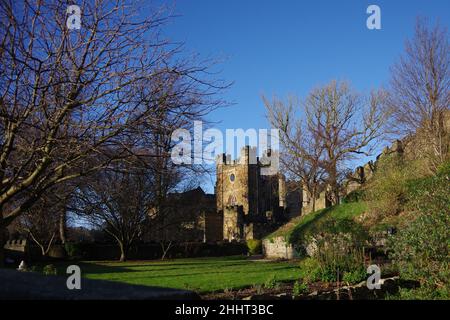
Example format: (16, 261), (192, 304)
(154, 0), (450, 192)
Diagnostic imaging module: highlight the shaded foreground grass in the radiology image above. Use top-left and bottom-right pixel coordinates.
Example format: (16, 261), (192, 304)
(42, 256), (300, 294)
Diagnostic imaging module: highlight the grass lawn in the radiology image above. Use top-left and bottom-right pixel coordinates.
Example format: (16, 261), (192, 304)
(44, 256), (300, 293)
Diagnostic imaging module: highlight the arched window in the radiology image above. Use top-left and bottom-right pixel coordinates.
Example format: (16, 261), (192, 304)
(227, 194), (237, 206)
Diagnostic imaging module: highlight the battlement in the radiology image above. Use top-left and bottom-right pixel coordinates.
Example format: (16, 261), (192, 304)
(216, 146), (288, 241)
(5, 239), (27, 246)
(216, 146), (258, 165)
(4, 239), (28, 256)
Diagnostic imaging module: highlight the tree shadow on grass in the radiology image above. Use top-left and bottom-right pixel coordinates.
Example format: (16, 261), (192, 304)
(72, 260), (299, 281)
(51, 259), (254, 276)
(79, 261), (249, 274)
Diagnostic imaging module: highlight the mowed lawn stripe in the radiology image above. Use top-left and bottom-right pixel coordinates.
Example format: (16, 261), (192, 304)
(73, 256), (300, 293)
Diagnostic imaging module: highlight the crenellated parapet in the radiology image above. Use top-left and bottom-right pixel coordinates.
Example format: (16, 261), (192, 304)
(216, 146), (295, 241)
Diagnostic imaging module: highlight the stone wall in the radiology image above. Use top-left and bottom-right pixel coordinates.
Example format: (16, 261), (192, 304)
(223, 205), (244, 240)
(262, 236), (298, 260)
(343, 110), (450, 194)
(4, 239), (27, 253)
(301, 187), (331, 215)
(205, 211), (223, 241)
(4, 239), (28, 261)
(285, 189), (302, 219)
(216, 146), (293, 241)
(147, 187), (218, 242)
(216, 147), (256, 216)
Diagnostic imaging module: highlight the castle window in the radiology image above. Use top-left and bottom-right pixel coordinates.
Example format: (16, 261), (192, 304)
(229, 173), (235, 182)
(227, 195), (237, 205)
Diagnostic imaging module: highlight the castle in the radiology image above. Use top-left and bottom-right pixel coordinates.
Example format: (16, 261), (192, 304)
(161, 141), (410, 243)
(215, 146), (299, 241)
(161, 107), (450, 244)
(159, 145), (338, 243)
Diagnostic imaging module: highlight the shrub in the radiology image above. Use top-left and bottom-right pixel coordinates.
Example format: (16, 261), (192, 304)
(252, 283), (264, 295)
(43, 264), (57, 276)
(319, 265), (339, 282)
(64, 242), (84, 259)
(314, 237), (366, 283)
(436, 159), (450, 176)
(370, 161), (450, 299)
(246, 239), (262, 255)
(364, 156), (423, 219)
(301, 242), (367, 284)
(292, 280), (308, 297)
(298, 258), (322, 283)
(29, 266), (40, 273)
(405, 168), (450, 215)
(342, 267), (367, 285)
(264, 274), (278, 289)
(388, 167), (449, 298)
(342, 190), (365, 203)
(389, 210), (449, 289)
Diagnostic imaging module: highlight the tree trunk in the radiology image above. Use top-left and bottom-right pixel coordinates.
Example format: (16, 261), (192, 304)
(59, 210), (67, 245)
(29, 231), (55, 259)
(0, 207), (6, 267)
(328, 162), (340, 205)
(40, 244), (47, 257)
(0, 225), (5, 267)
(311, 187), (317, 213)
(161, 241), (172, 260)
(119, 242), (128, 262)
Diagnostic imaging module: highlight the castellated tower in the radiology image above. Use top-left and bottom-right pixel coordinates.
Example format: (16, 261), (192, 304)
(216, 146), (288, 241)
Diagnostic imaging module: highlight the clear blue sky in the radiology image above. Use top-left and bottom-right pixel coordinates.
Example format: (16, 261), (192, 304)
(154, 0), (450, 192)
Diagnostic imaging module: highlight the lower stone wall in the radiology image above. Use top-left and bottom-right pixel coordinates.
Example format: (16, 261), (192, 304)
(262, 237), (298, 260)
(205, 213), (224, 241)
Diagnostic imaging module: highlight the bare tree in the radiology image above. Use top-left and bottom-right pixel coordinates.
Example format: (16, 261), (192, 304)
(16, 192), (62, 257)
(72, 159), (156, 262)
(304, 81), (388, 204)
(72, 150), (201, 261)
(0, 0), (227, 264)
(263, 95), (325, 212)
(264, 81), (388, 206)
(388, 19), (450, 172)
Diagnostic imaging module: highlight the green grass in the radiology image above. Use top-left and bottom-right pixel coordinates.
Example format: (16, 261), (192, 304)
(266, 201), (367, 244)
(36, 256), (300, 293)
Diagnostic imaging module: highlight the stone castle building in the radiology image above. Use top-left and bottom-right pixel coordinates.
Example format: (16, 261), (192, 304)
(215, 146), (301, 241)
(156, 146), (306, 243)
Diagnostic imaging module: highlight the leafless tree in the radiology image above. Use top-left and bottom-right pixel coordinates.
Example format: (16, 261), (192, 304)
(71, 150), (203, 261)
(387, 19), (450, 172)
(0, 0), (227, 264)
(16, 191), (62, 257)
(304, 81), (388, 204)
(264, 81), (388, 206)
(263, 95), (325, 212)
(72, 159), (156, 262)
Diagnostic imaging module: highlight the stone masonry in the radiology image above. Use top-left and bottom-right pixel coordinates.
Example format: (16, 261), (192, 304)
(216, 146), (300, 241)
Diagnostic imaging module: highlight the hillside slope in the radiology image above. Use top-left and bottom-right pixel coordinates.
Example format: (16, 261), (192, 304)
(265, 201), (368, 245)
